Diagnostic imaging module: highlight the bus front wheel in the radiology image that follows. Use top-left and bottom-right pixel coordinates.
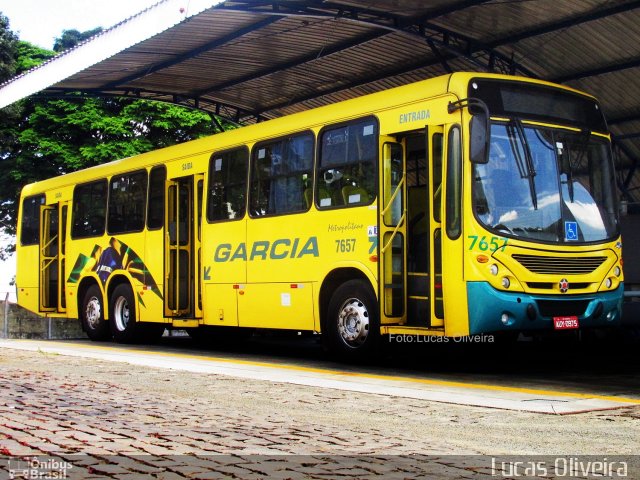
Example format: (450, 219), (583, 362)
(324, 279), (380, 359)
(81, 285), (111, 341)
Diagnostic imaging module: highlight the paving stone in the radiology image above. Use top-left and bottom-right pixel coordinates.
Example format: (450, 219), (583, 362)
(1, 347), (639, 479)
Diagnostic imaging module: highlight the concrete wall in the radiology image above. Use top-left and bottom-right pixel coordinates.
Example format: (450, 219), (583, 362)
(0, 300), (84, 339)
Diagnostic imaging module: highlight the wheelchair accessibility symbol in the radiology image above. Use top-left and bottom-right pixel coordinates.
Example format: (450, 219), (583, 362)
(565, 221), (578, 241)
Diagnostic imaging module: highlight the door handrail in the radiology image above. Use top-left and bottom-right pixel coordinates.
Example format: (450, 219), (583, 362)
(381, 175), (405, 217)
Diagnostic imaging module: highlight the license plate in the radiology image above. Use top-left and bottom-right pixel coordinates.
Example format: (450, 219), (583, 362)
(553, 316), (579, 330)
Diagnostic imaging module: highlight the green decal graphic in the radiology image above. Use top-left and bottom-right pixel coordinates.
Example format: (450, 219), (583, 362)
(67, 237), (163, 300)
(137, 291), (146, 308)
(368, 236), (378, 254)
(67, 245), (101, 283)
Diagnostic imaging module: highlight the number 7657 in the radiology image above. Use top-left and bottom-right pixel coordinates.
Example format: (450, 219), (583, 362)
(468, 235), (507, 252)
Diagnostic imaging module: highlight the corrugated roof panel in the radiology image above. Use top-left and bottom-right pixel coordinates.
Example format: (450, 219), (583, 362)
(2, 0), (640, 202)
(432, 0), (607, 43)
(503, 10), (640, 81)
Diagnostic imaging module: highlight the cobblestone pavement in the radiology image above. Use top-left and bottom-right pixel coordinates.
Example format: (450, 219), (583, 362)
(1, 348), (639, 479)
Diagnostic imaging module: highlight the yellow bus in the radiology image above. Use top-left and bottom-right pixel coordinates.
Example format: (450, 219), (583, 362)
(16, 72), (623, 358)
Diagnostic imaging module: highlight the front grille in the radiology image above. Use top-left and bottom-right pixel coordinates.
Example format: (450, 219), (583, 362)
(512, 254), (606, 275)
(527, 282), (592, 290)
(537, 300), (589, 317)
(527, 282), (553, 289)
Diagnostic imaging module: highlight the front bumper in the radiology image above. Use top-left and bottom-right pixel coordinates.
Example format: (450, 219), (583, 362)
(467, 282), (623, 335)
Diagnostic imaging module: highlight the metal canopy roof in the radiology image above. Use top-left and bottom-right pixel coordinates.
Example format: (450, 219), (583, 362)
(3, 0), (640, 201)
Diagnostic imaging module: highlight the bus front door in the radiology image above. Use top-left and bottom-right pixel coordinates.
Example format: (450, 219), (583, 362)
(164, 176), (203, 318)
(380, 139), (406, 324)
(39, 202), (67, 313)
(429, 128), (445, 327)
(405, 128), (444, 328)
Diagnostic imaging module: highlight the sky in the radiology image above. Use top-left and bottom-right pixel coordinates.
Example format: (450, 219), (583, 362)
(0, 0), (161, 49)
(0, 0), (161, 301)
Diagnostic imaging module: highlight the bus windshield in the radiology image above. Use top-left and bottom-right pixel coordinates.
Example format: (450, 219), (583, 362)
(472, 121), (619, 244)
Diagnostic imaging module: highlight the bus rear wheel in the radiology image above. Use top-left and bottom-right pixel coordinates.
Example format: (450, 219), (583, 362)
(324, 279), (380, 360)
(109, 283), (140, 343)
(81, 285), (111, 341)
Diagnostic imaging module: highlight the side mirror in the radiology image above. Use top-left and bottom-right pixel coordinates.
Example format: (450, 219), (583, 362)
(449, 97), (491, 164)
(470, 113), (490, 164)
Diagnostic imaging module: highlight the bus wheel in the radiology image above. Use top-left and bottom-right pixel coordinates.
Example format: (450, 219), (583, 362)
(324, 279), (380, 359)
(109, 284), (139, 343)
(81, 285), (111, 341)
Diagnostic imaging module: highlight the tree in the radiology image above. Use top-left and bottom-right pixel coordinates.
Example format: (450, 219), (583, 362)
(0, 13), (17, 81)
(0, 13), (20, 249)
(54, 28), (103, 53)
(15, 42), (55, 73)
(0, 21), (233, 259)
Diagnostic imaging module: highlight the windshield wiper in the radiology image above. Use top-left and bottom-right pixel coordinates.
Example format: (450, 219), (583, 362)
(507, 119), (538, 209)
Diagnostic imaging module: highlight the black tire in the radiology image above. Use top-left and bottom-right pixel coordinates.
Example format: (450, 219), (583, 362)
(81, 284), (111, 341)
(323, 279), (380, 360)
(109, 283), (141, 343)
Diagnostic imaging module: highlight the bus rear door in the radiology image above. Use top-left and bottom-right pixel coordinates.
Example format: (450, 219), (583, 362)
(164, 174), (203, 319)
(39, 201), (68, 314)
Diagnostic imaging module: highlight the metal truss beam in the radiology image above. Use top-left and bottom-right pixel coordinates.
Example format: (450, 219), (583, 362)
(192, 0), (496, 98)
(554, 56), (640, 83)
(38, 0), (640, 128)
(217, 0), (532, 76)
(100, 16), (284, 90)
(612, 139), (640, 202)
(491, 0), (640, 47)
(608, 113), (640, 126)
(37, 88), (262, 124)
(251, 1), (640, 116)
(191, 29), (389, 98)
(95, 0), (510, 122)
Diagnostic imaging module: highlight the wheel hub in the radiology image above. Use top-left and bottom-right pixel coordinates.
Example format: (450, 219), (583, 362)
(85, 297), (101, 330)
(114, 296), (130, 332)
(337, 298), (369, 347)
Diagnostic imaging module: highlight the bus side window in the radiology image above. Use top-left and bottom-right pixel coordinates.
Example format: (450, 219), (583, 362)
(147, 166), (166, 229)
(20, 194), (46, 245)
(432, 133), (443, 223)
(207, 147), (248, 222)
(249, 132), (314, 217)
(446, 126), (462, 239)
(108, 170), (148, 234)
(72, 180), (107, 239)
(317, 118), (377, 209)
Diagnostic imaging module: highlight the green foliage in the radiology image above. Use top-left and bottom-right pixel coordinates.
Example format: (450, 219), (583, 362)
(54, 28), (103, 52)
(15, 42), (55, 74)
(0, 13), (17, 82)
(0, 21), (233, 259)
(15, 96), (219, 172)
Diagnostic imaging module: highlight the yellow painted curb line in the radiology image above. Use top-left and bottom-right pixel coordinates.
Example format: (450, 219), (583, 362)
(5, 339), (640, 406)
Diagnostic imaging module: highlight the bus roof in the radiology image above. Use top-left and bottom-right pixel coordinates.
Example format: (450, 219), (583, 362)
(19, 72), (596, 197)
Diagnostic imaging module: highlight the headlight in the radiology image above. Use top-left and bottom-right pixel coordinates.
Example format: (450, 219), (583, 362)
(501, 277), (511, 288)
(490, 264), (499, 276)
